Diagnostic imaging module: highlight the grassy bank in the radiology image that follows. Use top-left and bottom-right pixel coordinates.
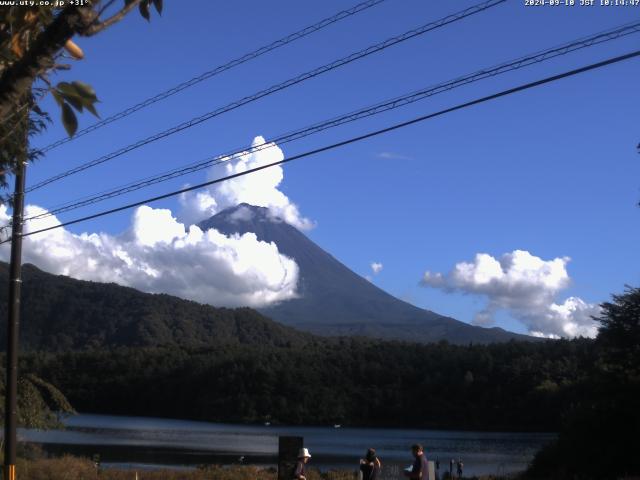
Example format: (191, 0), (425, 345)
(11, 455), (511, 480)
(14, 455), (351, 480)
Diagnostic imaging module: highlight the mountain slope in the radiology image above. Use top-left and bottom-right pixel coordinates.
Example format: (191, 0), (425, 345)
(0, 262), (313, 351)
(199, 204), (533, 344)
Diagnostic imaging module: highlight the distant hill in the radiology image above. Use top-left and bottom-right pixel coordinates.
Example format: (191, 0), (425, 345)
(200, 204), (535, 344)
(0, 262), (312, 351)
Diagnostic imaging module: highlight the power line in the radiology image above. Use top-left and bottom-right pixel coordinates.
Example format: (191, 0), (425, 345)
(20, 20), (640, 224)
(25, 0), (506, 193)
(4, 48), (638, 244)
(33, 0), (387, 154)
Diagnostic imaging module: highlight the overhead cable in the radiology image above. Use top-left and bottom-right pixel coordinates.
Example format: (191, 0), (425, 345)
(21, 20), (640, 223)
(4, 48), (638, 244)
(26, 0), (506, 193)
(33, 0), (388, 154)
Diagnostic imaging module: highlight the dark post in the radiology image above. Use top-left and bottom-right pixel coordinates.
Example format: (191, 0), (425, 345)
(278, 436), (303, 480)
(3, 151), (27, 480)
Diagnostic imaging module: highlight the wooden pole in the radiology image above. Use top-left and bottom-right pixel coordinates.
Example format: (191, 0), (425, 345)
(3, 129), (27, 480)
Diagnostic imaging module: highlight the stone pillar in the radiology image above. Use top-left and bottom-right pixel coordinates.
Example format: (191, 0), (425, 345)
(427, 460), (435, 480)
(278, 436), (303, 480)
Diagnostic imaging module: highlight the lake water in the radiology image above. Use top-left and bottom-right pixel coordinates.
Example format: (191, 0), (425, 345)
(20, 413), (555, 477)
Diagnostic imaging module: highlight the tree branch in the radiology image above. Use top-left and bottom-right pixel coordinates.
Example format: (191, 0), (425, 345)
(0, 1), (141, 120)
(0, 5), (94, 120)
(83, 0), (143, 37)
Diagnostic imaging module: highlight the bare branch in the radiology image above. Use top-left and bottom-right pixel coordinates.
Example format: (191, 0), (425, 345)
(83, 0), (143, 37)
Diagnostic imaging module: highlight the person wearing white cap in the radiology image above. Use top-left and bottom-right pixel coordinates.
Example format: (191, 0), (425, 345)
(293, 448), (312, 480)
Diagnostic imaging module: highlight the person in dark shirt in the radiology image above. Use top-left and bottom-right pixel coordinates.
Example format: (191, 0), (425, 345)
(293, 448), (311, 480)
(404, 444), (428, 480)
(360, 448), (382, 480)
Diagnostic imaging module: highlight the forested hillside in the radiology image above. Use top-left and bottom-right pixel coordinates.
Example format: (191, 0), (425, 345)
(23, 338), (592, 432)
(0, 262), (313, 350)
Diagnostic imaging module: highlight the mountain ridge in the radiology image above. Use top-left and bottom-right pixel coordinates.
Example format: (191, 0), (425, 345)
(199, 203), (534, 344)
(0, 261), (313, 351)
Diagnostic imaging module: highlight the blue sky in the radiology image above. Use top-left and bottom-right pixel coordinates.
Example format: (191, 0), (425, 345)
(11, 0), (640, 336)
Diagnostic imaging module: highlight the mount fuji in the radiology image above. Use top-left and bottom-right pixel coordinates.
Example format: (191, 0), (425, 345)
(199, 203), (533, 344)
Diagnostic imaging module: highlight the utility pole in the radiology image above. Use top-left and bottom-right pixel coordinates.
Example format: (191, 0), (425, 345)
(3, 123), (27, 480)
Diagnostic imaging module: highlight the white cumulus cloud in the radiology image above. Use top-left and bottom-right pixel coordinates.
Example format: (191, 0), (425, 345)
(370, 262), (383, 275)
(179, 136), (314, 230)
(0, 204), (299, 308)
(420, 250), (600, 338)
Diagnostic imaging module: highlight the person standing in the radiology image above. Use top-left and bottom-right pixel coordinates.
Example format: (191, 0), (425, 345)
(404, 444), (428, 480)
(293, 448), (311, 480)
(449, 458), (455, 478)
(360, 448), (382, 480)
(457, 459), (463, 479)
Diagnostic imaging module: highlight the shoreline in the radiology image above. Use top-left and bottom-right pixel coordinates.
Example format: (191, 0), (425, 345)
(12, 454), (515, 480)
(17, 413), (548, 478)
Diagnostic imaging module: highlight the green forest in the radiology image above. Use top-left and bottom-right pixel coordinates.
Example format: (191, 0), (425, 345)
(22, 338), (592, 431)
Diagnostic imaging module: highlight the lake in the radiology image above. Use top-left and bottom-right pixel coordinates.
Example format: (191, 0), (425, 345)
(20, 414), (555, 477)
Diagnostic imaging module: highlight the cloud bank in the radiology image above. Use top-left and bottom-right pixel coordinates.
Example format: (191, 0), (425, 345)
(179, 136), (313, 230)
(421, 250), (600, 338)
(0, 204), (299, 308)
(0, 136), (319, 309)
